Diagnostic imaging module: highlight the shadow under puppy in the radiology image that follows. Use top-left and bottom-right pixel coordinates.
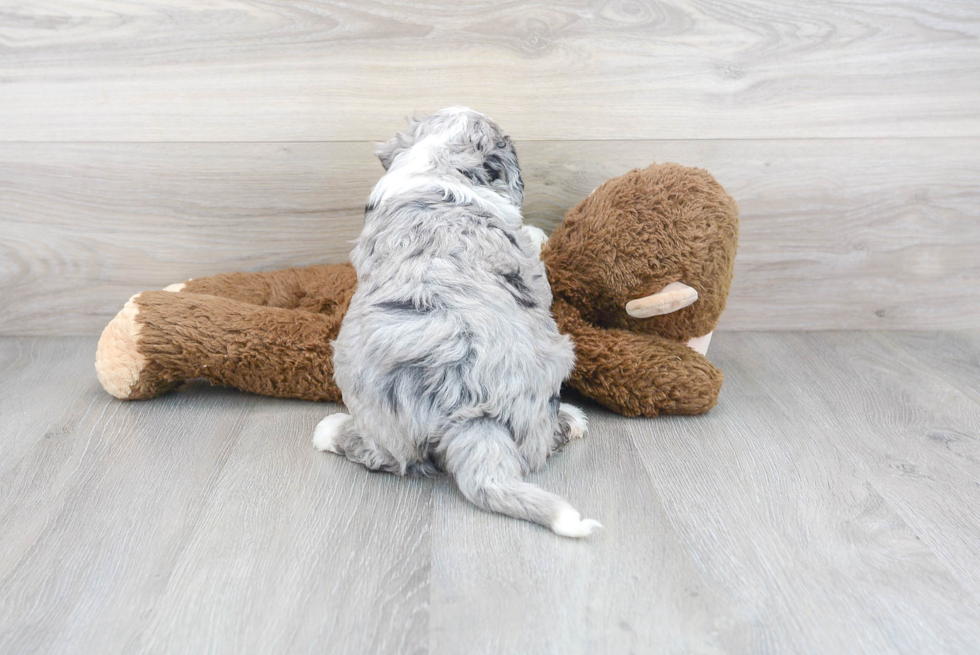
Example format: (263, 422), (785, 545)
(314, 107), (600, 537)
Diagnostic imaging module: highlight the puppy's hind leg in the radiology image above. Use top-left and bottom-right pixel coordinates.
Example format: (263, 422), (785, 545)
(552, 402), (588, 450)
(444, 417), (601, 538)
(313, 413), (403, 474)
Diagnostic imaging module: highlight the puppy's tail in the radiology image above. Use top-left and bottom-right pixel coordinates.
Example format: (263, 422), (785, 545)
(443, 417), (601, 538)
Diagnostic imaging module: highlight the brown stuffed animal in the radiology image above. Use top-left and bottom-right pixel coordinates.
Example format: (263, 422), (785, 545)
(543, 163), (738, 416)
(96, 162), (737, 417)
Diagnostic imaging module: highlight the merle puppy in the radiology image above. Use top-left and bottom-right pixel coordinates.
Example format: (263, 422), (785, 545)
(313, 107), (600, 537)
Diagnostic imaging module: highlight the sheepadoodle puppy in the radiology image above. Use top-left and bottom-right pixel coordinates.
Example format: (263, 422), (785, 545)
(313, 107), (600, 537)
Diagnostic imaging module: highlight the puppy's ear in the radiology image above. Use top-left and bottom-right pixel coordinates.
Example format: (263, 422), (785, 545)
(456, 118), (525, 205)
(376, 114), (426, 170)
(486, 135), (525, 206)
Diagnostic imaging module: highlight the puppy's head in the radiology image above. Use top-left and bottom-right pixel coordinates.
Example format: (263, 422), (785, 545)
(377, 107), (524, 206)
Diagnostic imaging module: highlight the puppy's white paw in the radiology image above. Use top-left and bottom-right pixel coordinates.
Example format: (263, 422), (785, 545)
(551, 505), (602, 538)
(522, 225), (549, 255)
(313, 413), (352, 453)
(560, 403), (588, 440)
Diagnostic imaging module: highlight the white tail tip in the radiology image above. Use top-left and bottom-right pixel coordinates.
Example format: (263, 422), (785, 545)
(551, 505), (602, 538)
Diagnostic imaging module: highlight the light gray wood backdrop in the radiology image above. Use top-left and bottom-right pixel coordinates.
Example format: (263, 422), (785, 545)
(1, 0), (978, 334)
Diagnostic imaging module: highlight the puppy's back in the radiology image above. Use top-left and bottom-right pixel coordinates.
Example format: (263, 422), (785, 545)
(327, 107), (597, 537)
(336, 188), (569, 438)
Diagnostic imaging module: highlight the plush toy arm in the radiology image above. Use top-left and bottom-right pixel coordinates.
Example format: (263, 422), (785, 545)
(552, 297), (723, 417)
(96, 290), (344, 402)
(172, 263), (357, 313)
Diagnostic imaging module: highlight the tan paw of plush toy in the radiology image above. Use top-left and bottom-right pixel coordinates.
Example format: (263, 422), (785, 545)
(96, 162), (738, 417)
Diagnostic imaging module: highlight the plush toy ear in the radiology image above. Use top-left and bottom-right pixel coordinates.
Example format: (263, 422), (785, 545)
(376, 114), (426, 170)
(625, 281), (699, 318)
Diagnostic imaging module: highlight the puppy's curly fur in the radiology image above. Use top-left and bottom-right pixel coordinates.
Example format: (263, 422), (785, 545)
(316, 108), (599, 537)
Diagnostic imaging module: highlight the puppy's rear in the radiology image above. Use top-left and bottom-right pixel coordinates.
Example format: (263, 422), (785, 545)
(315, 107), (600, 538)
(441, 415), (599, 537)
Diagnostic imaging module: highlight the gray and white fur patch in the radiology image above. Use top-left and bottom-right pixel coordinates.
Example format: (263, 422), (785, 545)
(321, 107), (600, 537)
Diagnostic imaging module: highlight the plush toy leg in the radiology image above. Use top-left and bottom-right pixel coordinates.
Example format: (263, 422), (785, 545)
(552, 298), (723, 417)
(171, 263), (357, 313)
(96, 291), (344, 401)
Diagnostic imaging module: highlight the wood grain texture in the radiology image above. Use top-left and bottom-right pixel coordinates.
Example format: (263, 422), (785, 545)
(2, 138), (978, 335)
(0, 338), (103, 480)
(0, 142), (377, 335)
(0, 339), (431, 654)
(627, 332), (980, 652)
(428, 405), (731, 654)
(0, 382), (259, 653)
(724, 331), (980, 606)
(1, 1), (978, 141)
(4, 333), (980, 652)
(135, 403), (432, 655)
(883, 331), (980, 405)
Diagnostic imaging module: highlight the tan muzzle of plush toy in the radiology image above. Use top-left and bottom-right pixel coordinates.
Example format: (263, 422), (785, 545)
(625, 281), (713, 356)
(625, 281), (699, 318)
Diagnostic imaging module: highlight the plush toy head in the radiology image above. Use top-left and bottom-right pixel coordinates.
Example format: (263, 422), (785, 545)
(543, 163), (738, 343)
(541, 162), (738, 417)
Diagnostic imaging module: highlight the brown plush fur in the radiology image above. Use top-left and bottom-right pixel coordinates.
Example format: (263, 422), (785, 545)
(126, 289), (346, 401)
(550, 297), (726, 417)
(542, 163), (739, 416)
(96, 163), (738, 417)
(181, 264), (356, 317)
(543, 163), (738, 341)
(100, 265), (356, 402)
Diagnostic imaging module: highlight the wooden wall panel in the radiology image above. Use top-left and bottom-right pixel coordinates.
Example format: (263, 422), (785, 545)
(2, 138), (977, 335)
(527, 139), (980, 331)
(0, 142), (376, 335)
(1, 1), (978, 141)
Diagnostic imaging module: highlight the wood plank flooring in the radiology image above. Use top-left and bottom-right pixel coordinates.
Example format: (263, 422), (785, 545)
(2, 332), (980, 653)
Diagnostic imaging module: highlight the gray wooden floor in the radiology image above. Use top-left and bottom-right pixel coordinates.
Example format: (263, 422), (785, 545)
(2, 331), (980, 654)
